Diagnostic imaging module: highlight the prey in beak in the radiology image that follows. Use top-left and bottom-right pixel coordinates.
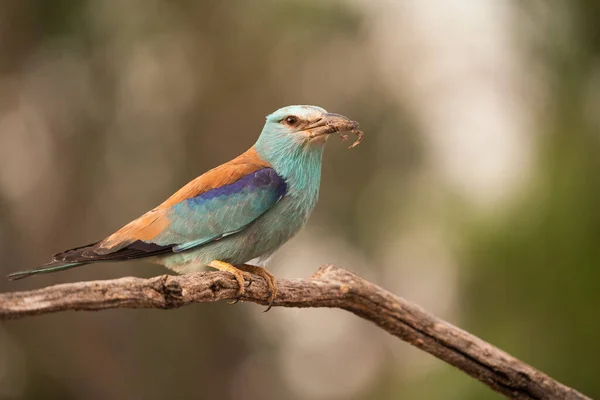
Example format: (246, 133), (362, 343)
(306, 113), (364, 149)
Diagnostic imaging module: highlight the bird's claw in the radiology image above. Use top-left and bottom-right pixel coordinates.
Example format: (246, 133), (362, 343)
(227, 274), (252, 305)
(238, 264), (278, 312)
(208, 261), (278, 310)
(263, 301), (274, 313)
(208, 260), (253, 304)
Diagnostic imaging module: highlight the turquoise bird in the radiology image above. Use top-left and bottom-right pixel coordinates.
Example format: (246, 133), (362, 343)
(7, 105), (362, 306)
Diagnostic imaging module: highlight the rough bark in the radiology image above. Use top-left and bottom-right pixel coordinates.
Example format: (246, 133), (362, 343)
(0, 265), (590, 400)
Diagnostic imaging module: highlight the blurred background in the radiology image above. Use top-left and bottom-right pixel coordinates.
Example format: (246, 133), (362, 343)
(0, 0), (599, 399)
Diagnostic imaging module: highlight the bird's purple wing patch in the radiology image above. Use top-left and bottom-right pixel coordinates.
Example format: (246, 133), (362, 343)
(191, 168), (286, 201)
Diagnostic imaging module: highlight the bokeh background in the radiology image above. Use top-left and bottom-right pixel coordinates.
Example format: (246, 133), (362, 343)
(0, 1), (599, 399)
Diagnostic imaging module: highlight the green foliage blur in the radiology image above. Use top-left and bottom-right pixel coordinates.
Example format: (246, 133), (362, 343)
(0, 1), (599, 399)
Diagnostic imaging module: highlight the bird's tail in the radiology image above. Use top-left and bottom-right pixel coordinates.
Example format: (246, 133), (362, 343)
(7, 242), (99, 280)
(6, 262), (85, 281)
(7, 238), (169, 280)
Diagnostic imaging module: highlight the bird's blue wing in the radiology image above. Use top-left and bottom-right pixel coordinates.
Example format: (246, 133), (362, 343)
(151, 167), (286, 252)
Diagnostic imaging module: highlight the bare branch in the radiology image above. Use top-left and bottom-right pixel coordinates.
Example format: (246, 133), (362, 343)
(0, 265), (589, 400)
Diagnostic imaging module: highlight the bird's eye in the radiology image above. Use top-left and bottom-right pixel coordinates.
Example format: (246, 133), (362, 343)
(283, 116), (298, 125)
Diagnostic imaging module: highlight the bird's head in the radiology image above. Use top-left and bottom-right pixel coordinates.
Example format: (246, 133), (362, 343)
(254, 105), (357, 191)
(255, 105), (355, 157)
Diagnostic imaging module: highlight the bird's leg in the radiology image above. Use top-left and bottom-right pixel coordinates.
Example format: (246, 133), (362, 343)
(237, 264), (278, 311)
(207, 260), (253, 303)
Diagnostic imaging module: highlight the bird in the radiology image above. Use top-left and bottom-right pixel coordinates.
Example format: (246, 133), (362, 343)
(7, 105), (361, 307)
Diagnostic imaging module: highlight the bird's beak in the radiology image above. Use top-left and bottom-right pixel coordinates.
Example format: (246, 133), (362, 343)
(305, 113), (359, 140)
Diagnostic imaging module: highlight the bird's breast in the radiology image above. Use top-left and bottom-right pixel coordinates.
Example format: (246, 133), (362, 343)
(248, 191), (316, 250)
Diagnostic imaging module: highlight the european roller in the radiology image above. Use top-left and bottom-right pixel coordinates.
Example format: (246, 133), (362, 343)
(7, 105), (362, 307)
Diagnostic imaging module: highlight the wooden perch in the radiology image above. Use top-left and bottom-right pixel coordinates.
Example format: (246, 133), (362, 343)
(0, 265), (589, 400)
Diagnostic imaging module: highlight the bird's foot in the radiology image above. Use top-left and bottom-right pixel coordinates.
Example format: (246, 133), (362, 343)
(238, 264), (278, 312)
(208, 260), (252, 303)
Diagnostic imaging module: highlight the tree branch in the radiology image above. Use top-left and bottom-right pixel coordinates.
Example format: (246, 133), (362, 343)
(0, 265), (589, 400)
